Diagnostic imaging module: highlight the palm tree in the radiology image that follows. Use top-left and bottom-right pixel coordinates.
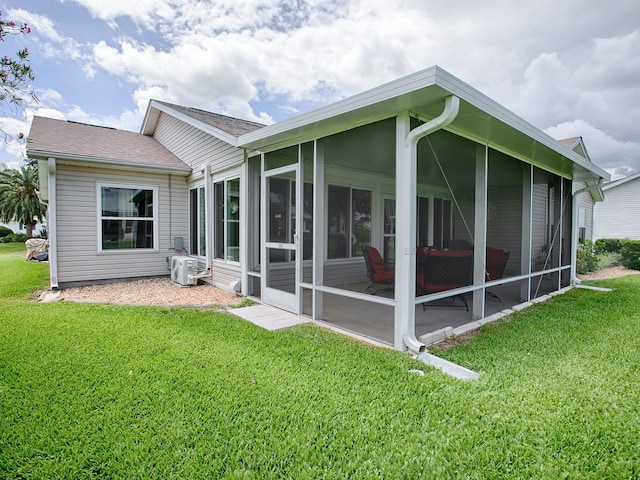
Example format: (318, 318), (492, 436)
(0, 165), (47, 238)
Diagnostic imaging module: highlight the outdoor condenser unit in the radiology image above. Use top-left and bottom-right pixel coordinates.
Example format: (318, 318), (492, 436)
(170, 256), (198, 286)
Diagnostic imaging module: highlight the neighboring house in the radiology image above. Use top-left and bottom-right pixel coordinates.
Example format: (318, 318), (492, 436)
(593, 172), (640, 240)
(27, 66), (609, 352)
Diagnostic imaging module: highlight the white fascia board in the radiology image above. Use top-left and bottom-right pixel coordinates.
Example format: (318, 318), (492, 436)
(238, 65), (609, 182)
(146, 100), (240, 146)
(28, 150), (192, 176)
(140, 101), (161, 135)
(603, 171), (640, 191)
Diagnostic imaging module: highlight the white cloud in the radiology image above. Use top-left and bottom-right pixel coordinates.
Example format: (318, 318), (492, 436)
(11, 0), (640, 176)
(65, 0), (163, 30)
(35, 88), (63, 104)
(546, 120), (640, 179)
(0, 115), (31, 168)
(8, 7), (85, 60)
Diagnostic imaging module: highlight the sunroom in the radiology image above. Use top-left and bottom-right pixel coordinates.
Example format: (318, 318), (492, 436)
(236, 67), (607, 352)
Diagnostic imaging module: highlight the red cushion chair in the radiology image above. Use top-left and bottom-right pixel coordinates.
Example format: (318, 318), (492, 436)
(363, 246), (395, 295)
(485, 247), (510, 301)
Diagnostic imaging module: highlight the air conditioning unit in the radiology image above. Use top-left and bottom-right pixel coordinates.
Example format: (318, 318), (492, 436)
(171, 256), (198, 286)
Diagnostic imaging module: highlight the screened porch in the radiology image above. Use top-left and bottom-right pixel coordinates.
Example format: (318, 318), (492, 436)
(244, 113), (573, 348)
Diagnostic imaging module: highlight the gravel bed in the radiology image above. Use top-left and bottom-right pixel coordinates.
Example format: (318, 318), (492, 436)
(577, 265), (640, 280)
(59, 277), (243, 307)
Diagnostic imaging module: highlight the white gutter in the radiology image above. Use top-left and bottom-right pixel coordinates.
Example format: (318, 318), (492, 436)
(400, 95), (460, 353)
(28, 150), (191, 176)
(570, 180), (605, 285)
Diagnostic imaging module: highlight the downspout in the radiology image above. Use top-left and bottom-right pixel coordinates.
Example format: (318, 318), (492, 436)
(401, 95), (460, 353)
(570, 179), (605, 285)
(47, 158), (59, 289)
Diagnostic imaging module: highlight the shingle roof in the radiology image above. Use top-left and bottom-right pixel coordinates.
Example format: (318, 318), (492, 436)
(27, 116), (190, 173)
(558, 137), (581, 148)
(154, 101), (266, 136)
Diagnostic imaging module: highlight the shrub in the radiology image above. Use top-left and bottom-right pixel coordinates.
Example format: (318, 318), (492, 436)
(0, 233), (28, 243)
(620, 240), (640, 271)
(594, 238), (627, 254)
(576, 239), (599, 274)
(0, 225), (13, 238)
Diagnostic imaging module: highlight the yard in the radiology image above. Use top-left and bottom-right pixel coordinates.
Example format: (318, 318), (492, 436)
(1, 244), (639, 479)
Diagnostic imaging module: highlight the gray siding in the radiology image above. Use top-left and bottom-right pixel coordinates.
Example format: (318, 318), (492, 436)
(487, 185), (523, 276)
(594, 177), (640, 240)
(55, 164), (189, 285)
(153, 112), (244, 177)
(324, 260), (368, 286)
(210, 262), (241, 291)
(531, 183), (548, 268)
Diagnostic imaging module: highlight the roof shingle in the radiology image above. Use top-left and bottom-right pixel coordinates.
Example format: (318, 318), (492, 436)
(154, 101), (266, 136)
(27, 116), (190, 172)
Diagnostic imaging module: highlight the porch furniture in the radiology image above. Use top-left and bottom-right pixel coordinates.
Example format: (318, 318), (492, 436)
(485, 247), (510, 301)
(364, 246), (395, 295)
(416, 249), (473, 310)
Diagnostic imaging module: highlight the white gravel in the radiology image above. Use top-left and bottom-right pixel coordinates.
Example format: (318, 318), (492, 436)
(59, 277), (242, 307)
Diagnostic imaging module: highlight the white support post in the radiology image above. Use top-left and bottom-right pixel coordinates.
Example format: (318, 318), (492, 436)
(394, 111), (417, 351)
(204, 164), (213, 271)
(521, 165), (533, 301)
(471, 145), (487, 319)
(296, 145), (304, 314)
(239, 160), (248, 296)
(313, 140), (325, 320)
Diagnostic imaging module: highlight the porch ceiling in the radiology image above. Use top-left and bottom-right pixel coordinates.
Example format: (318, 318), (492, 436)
(239, 66), (609, 184)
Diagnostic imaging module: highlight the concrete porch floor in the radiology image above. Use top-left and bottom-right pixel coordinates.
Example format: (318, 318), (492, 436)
(302, 277), (561, 347)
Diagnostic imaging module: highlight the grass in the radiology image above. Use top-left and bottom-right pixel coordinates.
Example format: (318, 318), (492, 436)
(1, 245), (640, 478)
(0, 243), (50, 300)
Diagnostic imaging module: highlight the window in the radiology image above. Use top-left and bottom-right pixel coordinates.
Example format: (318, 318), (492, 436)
(190, 186), (206, 256)
(578, 206), (587, 242)
(214, 177), (240, 262)
(98, 184), (157, 251)
(433, 197), (452, 249)
(327, 185), (371, 259)
(383, 198), (395, 263)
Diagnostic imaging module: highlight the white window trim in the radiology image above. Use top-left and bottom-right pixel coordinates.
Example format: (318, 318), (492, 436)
(189, 182), (206, 258)
(212, 167), (242, 264)
(325, 183), (373, 260)
(96, 182), (159, 253)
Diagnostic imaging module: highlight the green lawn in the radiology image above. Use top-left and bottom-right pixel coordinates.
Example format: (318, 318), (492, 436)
(1, 244), (640, 479)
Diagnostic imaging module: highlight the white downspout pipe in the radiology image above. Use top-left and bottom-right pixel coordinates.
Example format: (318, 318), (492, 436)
(570, 180), (604, 285)
(398, 95), (460, 353)
(47, 158), (59, 289)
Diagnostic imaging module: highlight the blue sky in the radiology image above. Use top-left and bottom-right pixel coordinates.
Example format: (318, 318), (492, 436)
(1, 0), (639, 179)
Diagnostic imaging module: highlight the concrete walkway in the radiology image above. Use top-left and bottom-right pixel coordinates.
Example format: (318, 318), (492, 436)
(230, 304), (309, 331)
